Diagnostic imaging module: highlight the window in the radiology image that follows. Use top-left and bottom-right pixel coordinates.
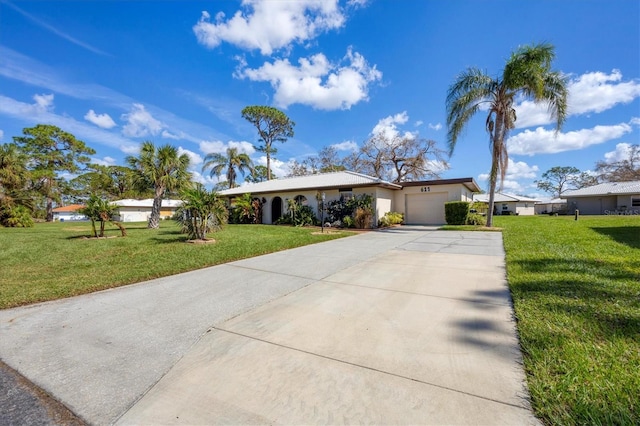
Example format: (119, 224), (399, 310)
(339, 188), (353, 201)
(294, 195), (308, 206)
(502, 204), (508, 210)
(632, 198), (640, 207)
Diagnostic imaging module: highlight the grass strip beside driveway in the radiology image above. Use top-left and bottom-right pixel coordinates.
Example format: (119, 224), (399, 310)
(495, 215), (639, 425)
(0, 221), (351, 309)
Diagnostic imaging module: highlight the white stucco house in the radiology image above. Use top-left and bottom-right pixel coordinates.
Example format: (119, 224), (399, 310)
(218, 171), (480, 226)
(561, 181), (640, 215)
(473, 193), (539, 216)
(52, 204), (87, 221)
(110, 199), (182, 222)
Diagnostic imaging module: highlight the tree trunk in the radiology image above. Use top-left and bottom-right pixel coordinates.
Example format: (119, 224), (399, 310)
(148, 187), (163, 229)
(266, 151), (272, 180)
(46, 196), (54, 222)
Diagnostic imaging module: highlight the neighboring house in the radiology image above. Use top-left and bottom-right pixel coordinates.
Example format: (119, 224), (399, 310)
(110, 199), (182, 222)
(473, 193), (539, 216)
(52, 204), (87, 221)
(218, 171), (480, 226)
(561, 181), (640, 215)
(534, 198), (567, 215)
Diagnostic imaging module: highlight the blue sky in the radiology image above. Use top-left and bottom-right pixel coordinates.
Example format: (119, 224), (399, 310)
(1, 0), (638, 198)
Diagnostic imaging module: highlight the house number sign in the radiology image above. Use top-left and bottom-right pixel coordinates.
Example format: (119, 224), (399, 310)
(420, 187), (431, 192)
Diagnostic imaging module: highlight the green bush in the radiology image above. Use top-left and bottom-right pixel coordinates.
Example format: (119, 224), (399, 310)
(342, 215), (355, 228)
(0, 204), (34, 227)
(379, 211), (404, 227)
(445, 201), (470, 225)
(466, 213), (486, 226)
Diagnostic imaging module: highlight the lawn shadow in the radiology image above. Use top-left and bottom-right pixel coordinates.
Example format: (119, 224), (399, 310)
(590, 226), (640, 249)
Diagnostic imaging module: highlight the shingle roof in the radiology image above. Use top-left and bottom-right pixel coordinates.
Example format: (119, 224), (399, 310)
(52, 204), (85, 212)
(473, 193), (539, 203)
(218, 171), (401, 196)
(110, 199), (182, 208)
(561, 181), (640, 198)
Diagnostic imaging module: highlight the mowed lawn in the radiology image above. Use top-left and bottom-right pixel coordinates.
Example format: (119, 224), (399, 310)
(495, 215), (639, 425)
(0, 221), (351, 309)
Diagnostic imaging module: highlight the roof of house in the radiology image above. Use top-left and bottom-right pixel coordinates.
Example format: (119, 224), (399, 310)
(110, 199), (183, 208)
(218, 171), (402, 196)
(400, 177), (481, 192)
(561, 181), (640, 198)
(535, 198), (567, 205)
(473, 193), (540, 203)
(52, 204), (85, 213)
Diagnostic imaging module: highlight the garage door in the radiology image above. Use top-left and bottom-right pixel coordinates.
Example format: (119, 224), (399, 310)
(405, 192), (448, 224)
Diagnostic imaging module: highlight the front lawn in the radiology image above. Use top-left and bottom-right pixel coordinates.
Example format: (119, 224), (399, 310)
(0, 221), (351, 309)
(495, 215), (639, 425)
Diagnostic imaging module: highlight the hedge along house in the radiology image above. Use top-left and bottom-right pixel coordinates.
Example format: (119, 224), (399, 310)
(561, 181), (640, 215)
(217, 171), (480, 226)
(110, 199), (182, 222)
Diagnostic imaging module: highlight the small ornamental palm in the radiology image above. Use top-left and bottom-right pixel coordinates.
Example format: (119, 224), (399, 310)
(80, 195), (116, 237)
(176, 184), (228, 240)
(446, 43), (567, 227)
(202, 147), (253, 189)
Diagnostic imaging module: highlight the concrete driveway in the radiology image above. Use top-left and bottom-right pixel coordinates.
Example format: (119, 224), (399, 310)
(0, 227), (539, 425)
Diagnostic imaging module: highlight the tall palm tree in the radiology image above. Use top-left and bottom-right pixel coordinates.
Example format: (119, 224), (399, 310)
(446, 43), (567, 227)
(127, 141), (191, 229)
(202, 147), (253, 189)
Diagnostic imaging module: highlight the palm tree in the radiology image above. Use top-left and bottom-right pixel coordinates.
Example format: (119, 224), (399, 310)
(176, 184), (227, 240)
(202, 147), (253, 189)
(446, 43), (567, 227)
(127, 141), (191, 229)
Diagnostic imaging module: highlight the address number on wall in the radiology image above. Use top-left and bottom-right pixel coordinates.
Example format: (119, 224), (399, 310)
(420, 187), (431, 192)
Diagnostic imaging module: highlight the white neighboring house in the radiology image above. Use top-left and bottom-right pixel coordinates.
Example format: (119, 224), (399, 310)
(218, 171), (480, 226)
(110, 199), (182, 222)
(534, 198), (567, 215)
(52, 204), (87, 221)
(473, 193), (539, 216)
(561, 181), (640, 215)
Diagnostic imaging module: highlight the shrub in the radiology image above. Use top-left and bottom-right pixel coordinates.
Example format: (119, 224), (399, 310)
(354, 207), (373, 229)
(342, 215), (355, 228)
(0, 204), (34, 227)
(445, 201), (470, 225)
(378, 211), (404, 228)
(466, 213), (487, 226)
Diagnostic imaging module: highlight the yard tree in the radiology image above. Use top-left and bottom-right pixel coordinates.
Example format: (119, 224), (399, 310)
(127, 141), (191, 229)
(13, 124), (95, 221)
(202, 146), (253, 189)
(535, 166), (597, 198)
(241, 105), (295, 180)
(69, 165), (144, 202)
(595, 144), (640, 182)
(0, 142), (33, 227)
(176, 184), (227, 240)
(245, 165), (275, 183)
(446, 43), (567, 227)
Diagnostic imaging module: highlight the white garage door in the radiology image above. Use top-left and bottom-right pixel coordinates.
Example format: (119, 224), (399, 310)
(405, 192), (448, 225)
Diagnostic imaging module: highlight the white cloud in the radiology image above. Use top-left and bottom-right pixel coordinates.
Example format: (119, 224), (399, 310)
(161, 130), (181, 140)
(331, 140), (358, 152)
(372, 111), (414, 140)
(191, 170), (221, 186)
(90, 156), (117, 166)
(121, 104), (164, 138)
(0, 129), (3, 140)
(347, 0), (370, 8)
(414, 120), (423, 127)
(256, 156), (291, 178)
(193, 0), (345, 55)
(428, 122), (442, 131)
(177, 147), (204, 167)
(508, 122), (633, 156)
(505, 159), (539, 180)
(84, 109), (116, 129)
(228, 140), (256, 155)
(0, 94), (140, 155)
(236, 47), (382, 110)
(33, 93), (54, 112)
(199, 140), (226, 154)
(515, 70), (640, 128)
(603, 142), (636, 163)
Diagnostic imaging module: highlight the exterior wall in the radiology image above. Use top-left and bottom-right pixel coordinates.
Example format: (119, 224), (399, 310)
(54, 212), (87, 221)
(374, 188), (394, 227)
(565, 196), (617, 215)
(515, 202), (535, 216)
(114, 207), (149, 222)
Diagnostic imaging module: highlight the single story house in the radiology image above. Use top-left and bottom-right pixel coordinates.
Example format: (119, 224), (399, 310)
(473, 193), (539, 216)
(534, 198), (567, 215)
(110, 199), (182, 222)
(52, 204), (87, 221)
(218, 171), (480, 226)
(561, 181), (640, 215)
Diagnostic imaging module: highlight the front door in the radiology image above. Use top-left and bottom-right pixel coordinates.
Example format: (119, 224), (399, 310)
(271, 197), (282, 224)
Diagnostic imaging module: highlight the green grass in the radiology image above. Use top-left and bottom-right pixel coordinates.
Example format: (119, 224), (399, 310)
(0, 221), (352, 309)
(494, 215), (639, 425)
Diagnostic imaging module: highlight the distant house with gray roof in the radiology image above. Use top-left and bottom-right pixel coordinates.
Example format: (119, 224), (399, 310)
(561, 181), (640, 215)
(218, 171), (480, 226)
(473, 193), (539, 216)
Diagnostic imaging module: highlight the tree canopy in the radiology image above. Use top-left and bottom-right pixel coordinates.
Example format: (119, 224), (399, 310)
(13, 124), (95, 221)
(202, 147), (253, 189)
(595, 144), (640, 182)
(446, 43), (567, 226)
(241, 106), (294, 180)
(535, 166), (598, 198)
